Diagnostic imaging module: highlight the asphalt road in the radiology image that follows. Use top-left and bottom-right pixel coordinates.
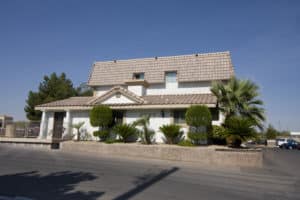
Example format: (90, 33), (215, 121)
(0, 145), (299, 200)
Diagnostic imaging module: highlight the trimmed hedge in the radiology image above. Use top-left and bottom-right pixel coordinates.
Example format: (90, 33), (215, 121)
(185, 105), (212, 127)
(90, 105), (113, 128)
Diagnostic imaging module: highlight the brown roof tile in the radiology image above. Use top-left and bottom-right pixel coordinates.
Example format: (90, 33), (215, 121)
(88, 51), (234, 86)
(36, 94), (216, 108)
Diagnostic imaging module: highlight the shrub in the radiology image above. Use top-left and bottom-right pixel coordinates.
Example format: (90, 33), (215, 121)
(90, 105), (113, 128)
(139, 129), (155, 144)
(185, 105), (212, 145)
(185, 105), (212, 127)
(159, 124), (184, 144)
(72, 122), (85, 141)
(188, 132), (208, 145)
(113, 123), (139, 143)
(224, 116), (257, 148)
(90, 106), (113, 141)
(178, 140), (195, 147)
(265, 124), (278, 139)
(211, 125), (228, 145)
(93, 130), (110, 141)
(133, 115), (155, 144)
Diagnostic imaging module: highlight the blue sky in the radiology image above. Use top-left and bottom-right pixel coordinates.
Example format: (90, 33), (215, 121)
(0, 0), (299, 130)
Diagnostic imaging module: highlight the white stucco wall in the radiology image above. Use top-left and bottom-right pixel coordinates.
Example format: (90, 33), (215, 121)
(124, 109), (189, 143)
(42, 108), (224, 142)
(102, 94), (135, 104)
(93, 81), (212, 97)
(127, 85), (145, 96)
(69, 111), (98, 140)
(146, 81), (211, 95)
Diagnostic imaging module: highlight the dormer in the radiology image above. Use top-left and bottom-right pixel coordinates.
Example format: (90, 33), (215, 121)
(125, 72), (149, 96)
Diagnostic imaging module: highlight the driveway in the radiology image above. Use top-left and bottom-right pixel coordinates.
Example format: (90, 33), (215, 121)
(0, 145), (299, 200)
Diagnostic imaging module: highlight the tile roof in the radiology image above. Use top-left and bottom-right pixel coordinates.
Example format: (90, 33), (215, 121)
(36, 97), (94, 108)
(88, 51), (234, 86)
(88, 86), (145, 105)
(142, 94), (216, 105)
(36, 94), (216, 108)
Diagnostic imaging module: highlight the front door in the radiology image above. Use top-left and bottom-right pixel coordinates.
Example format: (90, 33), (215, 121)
(53, 112), (65, 140)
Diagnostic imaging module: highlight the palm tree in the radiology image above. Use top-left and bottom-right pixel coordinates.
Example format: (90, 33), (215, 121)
(72, 122), (85, 141)
(133, 115), (155, 144)
(211, 77), (265, 129)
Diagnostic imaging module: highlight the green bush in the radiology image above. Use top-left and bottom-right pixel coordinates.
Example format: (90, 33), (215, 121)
(185, 105), (212, 127)
(113, 123), (139, 143)
(159, 124), (184, 144)
(265, 124), (278, 139)
(188, 132), (208, 145)
(211, 125), (228, 145)
(224, 116), (257, 148)
(93, 130), (110, 141)
(178, 140), (195, 147)
(90, 105), (113, 128)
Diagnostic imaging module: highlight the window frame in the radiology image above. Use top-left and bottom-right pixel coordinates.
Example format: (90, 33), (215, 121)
(132, 72), (145, 80)
(165, 71), (177, 83)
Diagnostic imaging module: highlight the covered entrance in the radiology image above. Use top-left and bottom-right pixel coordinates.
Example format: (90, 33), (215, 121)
(52, 112), (65, 140)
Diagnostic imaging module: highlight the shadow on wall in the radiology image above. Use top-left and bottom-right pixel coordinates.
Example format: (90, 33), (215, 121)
(0, 171), (104, 200)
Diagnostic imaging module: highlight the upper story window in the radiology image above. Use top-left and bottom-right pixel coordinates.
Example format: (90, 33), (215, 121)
(133, 73), (144, 80)
(165, 71), (177, 83)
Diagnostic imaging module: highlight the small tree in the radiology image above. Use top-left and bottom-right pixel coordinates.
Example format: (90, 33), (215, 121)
(185, 105), (212, 145)
(133, 115), (155, 144)
(265, 124), (278, 139)
(224, 116), (257, 148)
(90, 105), (113, 141)
(159, 124), (184, 144)
(72, 122), (85, 141)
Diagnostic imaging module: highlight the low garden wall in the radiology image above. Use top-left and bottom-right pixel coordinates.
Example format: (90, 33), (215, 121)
(61, 141), (263, 168)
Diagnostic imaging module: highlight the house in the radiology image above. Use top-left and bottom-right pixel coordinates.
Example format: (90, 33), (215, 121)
(35, 51), (234, 142)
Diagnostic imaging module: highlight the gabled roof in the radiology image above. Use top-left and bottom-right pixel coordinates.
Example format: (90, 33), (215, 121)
(88, 51), (234, 86)
(88, 86), (145, 105)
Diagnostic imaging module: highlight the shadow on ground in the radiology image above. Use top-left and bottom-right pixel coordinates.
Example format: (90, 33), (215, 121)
(0, 171), (104, 200)
(113, 167), (179, 200)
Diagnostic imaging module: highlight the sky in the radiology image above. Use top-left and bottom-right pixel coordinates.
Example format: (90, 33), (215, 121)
(0, 0), (299, 131)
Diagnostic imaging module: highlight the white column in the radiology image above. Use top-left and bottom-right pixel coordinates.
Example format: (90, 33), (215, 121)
(65, 110), (72, 136)
(39, 111), (48, 139)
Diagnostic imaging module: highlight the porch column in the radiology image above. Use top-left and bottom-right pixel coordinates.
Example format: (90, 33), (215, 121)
(39, 111), (48, 139)
(65, 110), (72, 136)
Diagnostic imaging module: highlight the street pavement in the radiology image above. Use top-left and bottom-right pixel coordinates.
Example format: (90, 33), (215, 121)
(0, 145), (299, 200)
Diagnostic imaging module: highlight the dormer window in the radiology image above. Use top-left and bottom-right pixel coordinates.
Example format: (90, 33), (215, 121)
(165, 71), (177, 83)
(133, 73), (144, 80)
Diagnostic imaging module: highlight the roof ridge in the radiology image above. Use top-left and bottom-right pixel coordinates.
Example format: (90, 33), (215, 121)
(93, 51), (230, 64)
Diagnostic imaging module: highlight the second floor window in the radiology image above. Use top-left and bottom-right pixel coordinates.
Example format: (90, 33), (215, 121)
(165, 71), (177, 83)
(133, 73), (144, 80)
